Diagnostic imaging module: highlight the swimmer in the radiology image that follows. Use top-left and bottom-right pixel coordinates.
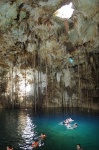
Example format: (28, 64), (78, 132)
(73, 123), (78, 129)
(68, 118), (74, 122)
(66, 119), (69, 123)
(66, 123), (71, 128)
(63, 120), (66, 124)
(7, 145), (13, 150)
(40, 133), (46, 139)
(32, 140), (39, 148)
(63, 119), (69, 124)
(66, 123), (74, 129)
(64, 118), (74, 124)
(77, 144), (83, 150)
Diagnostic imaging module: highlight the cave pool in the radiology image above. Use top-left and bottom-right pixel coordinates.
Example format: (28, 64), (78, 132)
(0, 108), (99, 150)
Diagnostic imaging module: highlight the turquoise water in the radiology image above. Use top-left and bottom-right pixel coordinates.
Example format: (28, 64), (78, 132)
(0, 108), (99, 150)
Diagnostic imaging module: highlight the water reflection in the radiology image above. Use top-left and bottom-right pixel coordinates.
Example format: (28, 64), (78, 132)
(18, 114), (36, 149)
(0, 109), (99, 150)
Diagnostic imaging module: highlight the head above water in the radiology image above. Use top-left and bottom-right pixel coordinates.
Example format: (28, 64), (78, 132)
(7, 145), (13, 150)
(77, 144), (81, 149)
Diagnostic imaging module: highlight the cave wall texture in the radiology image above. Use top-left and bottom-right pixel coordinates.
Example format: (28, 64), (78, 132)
(0, 0), (99, 110)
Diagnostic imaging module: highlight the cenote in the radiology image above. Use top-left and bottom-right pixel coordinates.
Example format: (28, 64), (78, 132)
(0, 108), (99, 150)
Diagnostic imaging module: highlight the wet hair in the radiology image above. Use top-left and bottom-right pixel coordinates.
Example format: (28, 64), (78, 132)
(35, 139), (39, 142)
(42, 133), (45, 135)
(8, 145), (13, 149)
(41, 133), (45, 135)
(77, 144), (81, 148)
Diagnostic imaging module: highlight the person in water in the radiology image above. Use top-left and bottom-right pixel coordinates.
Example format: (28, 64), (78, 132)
(66, 122), (71, 128)
(7, 145), (13, 150)
(68, 118), (74, 122)
(40, 133), (46, 139)
(63, 118), (74, 124)
(76, 144), (83, 150)
(32, 140), (39, 148)
(73, 123), (78, 128)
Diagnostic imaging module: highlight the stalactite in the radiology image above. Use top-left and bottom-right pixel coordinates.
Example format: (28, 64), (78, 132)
(17, 71), (20, 108)
(11, 65), (14, 108)
(87, 90), (90, 112)
(62, 92), (64, 108)
(64, 19), (69, 33)
(77, 51), (81, 107)
(60, 73), (63, 108)
(39, 48), (42, 107)
(0, 68), (2, 107)
(34, 50), (36, 113)
(45, 58), (48, 107)
(50, 65), (53, 107)
(14, 67), (16, 107)
(61, 73), (64, 108)
(25, 66), (26, 108)
(32, 54), (34, 108)
(85, 50), (90, 111)
(69, 86), (72, 108)
(37, 49), (40, 106)
(49, 66), (51, 105)
(34, 71), (36, 113)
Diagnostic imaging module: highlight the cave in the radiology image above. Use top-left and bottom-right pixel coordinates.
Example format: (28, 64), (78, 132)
(0, 1), (99, 150)
(0, 0), (99, 111)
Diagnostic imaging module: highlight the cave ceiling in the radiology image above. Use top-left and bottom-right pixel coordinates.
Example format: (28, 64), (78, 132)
(0, 0), (99, 71)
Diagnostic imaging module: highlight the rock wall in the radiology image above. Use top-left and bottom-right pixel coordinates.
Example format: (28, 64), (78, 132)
(0, 0), (99, 110)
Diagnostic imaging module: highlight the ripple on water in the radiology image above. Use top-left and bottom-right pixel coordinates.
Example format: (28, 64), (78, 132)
(0, 109), (99, 150)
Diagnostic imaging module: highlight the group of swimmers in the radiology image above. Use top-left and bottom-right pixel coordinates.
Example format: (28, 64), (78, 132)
(6, 133), (46, 150)
(63, 117), (74, 124)
(63, 117), (78, 129)
(6, 124), (81, 150)
(6, 135), (84, 150)
(6, 143), (83, 150)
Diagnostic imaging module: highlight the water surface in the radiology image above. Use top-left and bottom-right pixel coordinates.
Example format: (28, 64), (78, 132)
(0, 108), (99, 150)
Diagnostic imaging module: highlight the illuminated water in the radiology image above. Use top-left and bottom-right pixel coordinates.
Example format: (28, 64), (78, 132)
(0, 108), (99, 150)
